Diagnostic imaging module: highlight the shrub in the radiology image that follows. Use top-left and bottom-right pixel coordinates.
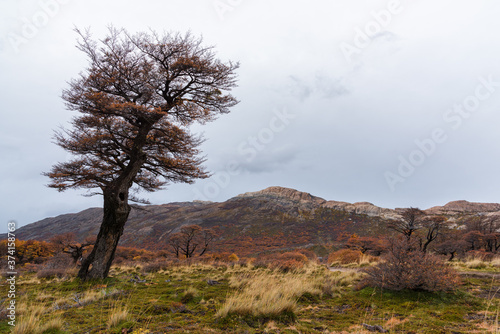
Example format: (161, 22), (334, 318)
(328, 249), (363, 265)
(296, 249), (319, 262)
(272, 252), (309, 272)
(211, 252), (239, 263)
(141, 260), (173, 273)
(107, 305), (129, 329)
(181, 287), (199, 303)
(361, 238), (460, 292)
(36, 268), (69, 279)
(228, 253), (239, 262)
(466, 250), (494, 262)
(42, 253), (74, 269)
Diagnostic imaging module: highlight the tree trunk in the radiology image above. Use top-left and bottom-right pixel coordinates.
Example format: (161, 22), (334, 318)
(78, 186), (130, 280)
(77, 123), (152, 281)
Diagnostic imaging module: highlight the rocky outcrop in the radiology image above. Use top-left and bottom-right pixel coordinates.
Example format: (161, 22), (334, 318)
(236, 186), (327, 207)
(322, 200), (399, 220)
(426, 200), (500, 215)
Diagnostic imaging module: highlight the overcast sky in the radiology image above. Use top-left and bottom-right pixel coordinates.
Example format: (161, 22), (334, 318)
(2, 0), (500, 232)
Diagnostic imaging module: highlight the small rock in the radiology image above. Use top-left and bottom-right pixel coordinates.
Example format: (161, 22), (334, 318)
(362, 323), (388, 333)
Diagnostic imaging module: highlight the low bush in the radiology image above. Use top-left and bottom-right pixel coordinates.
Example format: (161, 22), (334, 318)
(466, 250), (494, 262)
(141, 260), (174, 273)
(211, 252), (240, 263)
(272, 252), (309, 272)
(328, 249), (363, 265)
(361, 238), (460, 292)
(36, 268), (69, 279)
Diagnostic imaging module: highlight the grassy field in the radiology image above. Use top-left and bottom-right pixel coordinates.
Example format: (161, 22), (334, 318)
(2, 259), (500, 334)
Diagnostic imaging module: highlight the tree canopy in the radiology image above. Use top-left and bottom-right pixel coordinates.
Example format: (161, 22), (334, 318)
(44, 27), (239, 280)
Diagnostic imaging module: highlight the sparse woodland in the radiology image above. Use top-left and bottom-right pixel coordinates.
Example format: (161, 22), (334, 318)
(3, 206), (500, 333)
(5, 24), (500, 334)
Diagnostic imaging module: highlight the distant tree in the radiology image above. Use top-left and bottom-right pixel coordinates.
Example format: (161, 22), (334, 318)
(420, 216), (446, 253)
(50, 233), (95, 264)
(434, 239), (467, 261)
(44, 27), (238, 280)
(168, 225), (216, 258)
(463, 230), (485, 251)
(199, 228), (217, 256)
(345, 235), (386, 256)
(484, 232), (500, 253)
(387, 207), (424, 241)
(15, 240), (53, 264)
(464, 215), (500, 235)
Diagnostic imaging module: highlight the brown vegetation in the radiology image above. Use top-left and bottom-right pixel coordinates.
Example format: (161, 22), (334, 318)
(43, 26), (239, 280)
(361, 238), (461, 292)
(168, 225), (216, 258)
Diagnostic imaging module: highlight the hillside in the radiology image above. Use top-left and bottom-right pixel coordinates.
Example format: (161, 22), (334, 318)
(13, 187), (393, 255)
(12, 186), (500, 256)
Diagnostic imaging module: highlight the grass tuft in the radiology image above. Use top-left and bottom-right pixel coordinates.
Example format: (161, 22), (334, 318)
(107, 305), (129, 329)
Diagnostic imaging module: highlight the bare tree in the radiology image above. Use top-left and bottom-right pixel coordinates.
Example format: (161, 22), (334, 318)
(435, 239), (468, 261)
(44, 27), (238, 280)
(199, 228), (217, 256)
(387, 207), (424, 241)
(50, 233), (95, 264)
(168, 225), (216, 258)
(420, 216), (446, 253)
(463, 230), (484, 251)
(484, 232), (500, 253)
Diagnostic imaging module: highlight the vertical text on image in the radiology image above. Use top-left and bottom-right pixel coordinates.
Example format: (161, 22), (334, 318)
(6, 221), (17, 327)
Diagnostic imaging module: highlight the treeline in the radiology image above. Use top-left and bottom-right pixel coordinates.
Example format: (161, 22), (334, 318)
(0, 234), (165, 267)
(1, 225), (219, 268)
(334, 208), (500, 261)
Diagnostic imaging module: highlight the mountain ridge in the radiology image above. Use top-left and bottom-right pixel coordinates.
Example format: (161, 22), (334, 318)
(9, 186), (500, 255)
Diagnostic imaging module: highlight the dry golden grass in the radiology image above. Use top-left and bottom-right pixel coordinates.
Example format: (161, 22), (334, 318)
(35, 292), (55, 302)
(17, 277), (41, 285)
(79, 289), (103, 305)
(217, 271), (317, 318)
(12, 311), (39, 334)
(12, 304), (63, 334)
(38, 317), (65, 333)
(384, 316), (409, 329)
(452, 254), (500, 270)
(107, 304), (129, 329)
(217, 266), (360, 319)
(322, 270), (363, 297)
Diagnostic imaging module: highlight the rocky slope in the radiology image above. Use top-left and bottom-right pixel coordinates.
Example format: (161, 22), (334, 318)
(426, 200), (500, 215)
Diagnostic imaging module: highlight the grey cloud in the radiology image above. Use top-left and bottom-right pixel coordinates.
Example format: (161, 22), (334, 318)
(237, 147), (297, 174)
(286, 74), (349, 102)
(371, 31), (399, 43)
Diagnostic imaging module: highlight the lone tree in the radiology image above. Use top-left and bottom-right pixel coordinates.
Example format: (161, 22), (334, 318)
(44, 27), (238, 280)
(387, 207), (424, 241)
(168, 224), (216, 258)
(420, 215), (446, 253)
(50, 233), (95, 264)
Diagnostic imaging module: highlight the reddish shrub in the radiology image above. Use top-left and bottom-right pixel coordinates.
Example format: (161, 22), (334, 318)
(36, 268), (69, 279)
(296, 249), (318, 262)
(271, 252), (309, 272)
(142, 260), (175, 273)
(328, 249), (362, 265)
(211, 252), (239, 263)
(466, 250), (494, 261)
(361, 238), (460, 292)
